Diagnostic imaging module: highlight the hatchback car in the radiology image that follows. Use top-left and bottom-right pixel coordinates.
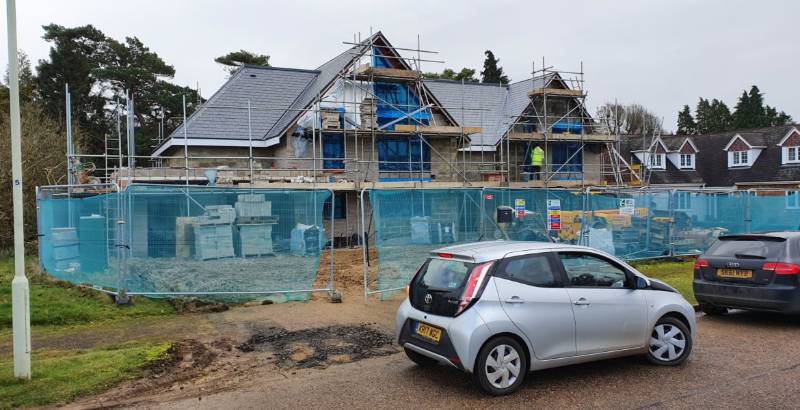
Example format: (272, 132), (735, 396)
(395, 241), (696, 395)
(693, 232), (800, 314)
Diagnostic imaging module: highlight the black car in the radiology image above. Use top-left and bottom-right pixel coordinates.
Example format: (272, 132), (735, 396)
(693, 232), (800, 314)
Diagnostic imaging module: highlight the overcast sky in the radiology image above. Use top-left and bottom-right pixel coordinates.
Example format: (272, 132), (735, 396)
(2, 0), (798, 132)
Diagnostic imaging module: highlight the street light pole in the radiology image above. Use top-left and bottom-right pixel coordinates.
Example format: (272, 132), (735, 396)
(6, 0), (32, 379)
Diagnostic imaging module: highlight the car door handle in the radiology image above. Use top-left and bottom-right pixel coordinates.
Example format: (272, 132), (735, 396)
(504, 296), (525, 304)
(573, 298), (591, 306)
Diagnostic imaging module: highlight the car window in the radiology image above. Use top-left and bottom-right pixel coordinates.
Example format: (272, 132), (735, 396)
(417, 258), (475, 289)
(496, 253), (559, 287)
(559, 253), (628, 288)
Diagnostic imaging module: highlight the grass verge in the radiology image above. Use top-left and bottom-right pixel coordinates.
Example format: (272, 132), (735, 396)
(0, 257), (174, 328)
(632, 260), (696, 304)
(0, 342), (172, 409)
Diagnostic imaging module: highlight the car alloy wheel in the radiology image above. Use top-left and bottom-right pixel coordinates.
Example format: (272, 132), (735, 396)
(650, 323), (686, 362)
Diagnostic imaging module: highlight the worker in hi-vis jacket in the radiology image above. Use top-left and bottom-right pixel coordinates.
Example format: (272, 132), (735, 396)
(531, 145), (544, 180)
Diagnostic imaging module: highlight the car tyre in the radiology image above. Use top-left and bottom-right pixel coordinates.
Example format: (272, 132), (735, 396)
(647, 316), (692, 366)
(699, 303), (728, 315)
(404, 347), (438, 367)
(473, 336), (528, 396)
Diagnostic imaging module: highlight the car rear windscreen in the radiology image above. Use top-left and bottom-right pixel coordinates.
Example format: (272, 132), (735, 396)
(417, 258), (476, 290)
(706, 237), (786, 259)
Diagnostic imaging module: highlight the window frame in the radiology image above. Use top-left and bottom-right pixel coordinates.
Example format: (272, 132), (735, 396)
(784, 146), (800, 164)
(675, 191), (692, 211)
(732, 150), (749, 166)
(679, 153), (694, 169)
(494, 252), (563, 288)
(648, 153), (665, 169)
(554, 251), (634, 289)
(323, 192), (347, 219)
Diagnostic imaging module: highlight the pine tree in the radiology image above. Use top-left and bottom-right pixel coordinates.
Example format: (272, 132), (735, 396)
(480, 50), (509, 84)
(695, 98), (712, 134)
(676, 105), (696, 135)
(215, 50), (270, 74)
(708, 99), (732, 133)
(732, 85), (767, 129)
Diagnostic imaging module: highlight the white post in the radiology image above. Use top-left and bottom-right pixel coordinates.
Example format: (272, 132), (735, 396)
(7, 0), (32, 380)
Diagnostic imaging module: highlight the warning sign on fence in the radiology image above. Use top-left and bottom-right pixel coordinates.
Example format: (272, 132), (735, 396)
(514, 198), (526, 219)
(619, 198), (635, 215)
(547, 199), (561, 231)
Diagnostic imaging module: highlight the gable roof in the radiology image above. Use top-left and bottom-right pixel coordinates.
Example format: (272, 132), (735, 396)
(620, 125), (800, 187)
(421, 80), (508, 147)
(159, 65), (318, 150)
(776, 126), (800, 146)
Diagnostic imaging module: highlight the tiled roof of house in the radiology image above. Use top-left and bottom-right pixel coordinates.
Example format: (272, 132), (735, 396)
(620, 125), (800, 187)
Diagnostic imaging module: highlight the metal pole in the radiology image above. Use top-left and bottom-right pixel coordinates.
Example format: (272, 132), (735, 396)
(360, 189), (369, 303)
(183, 95), (190, 216)
(7, 0), (32, 380)
(65, 83), (73, 185)
(248, 99), (254, 182)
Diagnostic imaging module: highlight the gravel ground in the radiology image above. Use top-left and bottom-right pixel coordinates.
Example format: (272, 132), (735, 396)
(123, 310), (800, 410)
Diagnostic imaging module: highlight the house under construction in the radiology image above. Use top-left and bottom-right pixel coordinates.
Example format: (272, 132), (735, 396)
(73, 31), (630, 240)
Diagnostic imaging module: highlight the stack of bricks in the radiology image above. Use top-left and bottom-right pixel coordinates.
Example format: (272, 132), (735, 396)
(234, 194), (277, 257)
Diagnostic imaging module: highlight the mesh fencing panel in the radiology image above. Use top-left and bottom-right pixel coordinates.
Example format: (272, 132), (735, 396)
(37, 184), (332, 301)
(368, 189), (491, 296)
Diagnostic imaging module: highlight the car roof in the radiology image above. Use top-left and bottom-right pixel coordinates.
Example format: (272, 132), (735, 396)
(720, 231), (800, 240)
(431, 240), (602, 263)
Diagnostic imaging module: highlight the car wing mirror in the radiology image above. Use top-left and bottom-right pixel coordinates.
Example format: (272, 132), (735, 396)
(634, 276), (649, 290)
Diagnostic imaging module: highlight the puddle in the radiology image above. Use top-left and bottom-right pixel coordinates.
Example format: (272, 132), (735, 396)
(237, 324), (398, 369)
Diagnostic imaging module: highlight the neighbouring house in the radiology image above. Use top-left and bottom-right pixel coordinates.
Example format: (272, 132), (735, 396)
(620, 125), (800, 231)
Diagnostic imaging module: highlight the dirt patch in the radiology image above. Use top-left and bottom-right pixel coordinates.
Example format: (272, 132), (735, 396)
(167, 298), (230, 314)
(237, 324), (398, 369)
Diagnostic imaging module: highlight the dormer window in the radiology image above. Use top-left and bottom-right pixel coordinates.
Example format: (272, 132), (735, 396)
(777, 128), (800, 165)
(789, 147), (798, 162)
(679, 153), (694, 168)
(649, 153), (665, 169)
(732, 150), (748, 166)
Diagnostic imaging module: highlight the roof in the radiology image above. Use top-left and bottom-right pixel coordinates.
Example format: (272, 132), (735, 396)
(421, 73), (558, 149)
(421, 80), (508, 147)
(165, 65), (318, 144)
(620, 125), (800, 187)
(264, 35), (376, 140)
(430, 240), (592, 263)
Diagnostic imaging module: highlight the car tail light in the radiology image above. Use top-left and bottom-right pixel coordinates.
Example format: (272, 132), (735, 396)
(762, 262), (800, 275)
(456, 261), (494, 315)
(693, 258), (709, 270)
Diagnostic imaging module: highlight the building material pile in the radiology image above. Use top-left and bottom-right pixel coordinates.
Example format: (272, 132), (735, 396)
(234, 194), (277, 257)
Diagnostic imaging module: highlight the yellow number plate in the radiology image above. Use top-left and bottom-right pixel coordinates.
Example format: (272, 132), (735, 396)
(717, 268), (753, 279)
(415, 322), (442, 343)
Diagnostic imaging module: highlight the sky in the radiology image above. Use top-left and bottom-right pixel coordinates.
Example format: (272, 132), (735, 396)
(1, 0), (798, 132)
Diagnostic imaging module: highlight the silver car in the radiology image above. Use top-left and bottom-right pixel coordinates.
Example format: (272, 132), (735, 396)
(395, 241), (696, 396)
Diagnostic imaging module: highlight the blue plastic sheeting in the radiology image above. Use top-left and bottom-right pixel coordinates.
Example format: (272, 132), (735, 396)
(373, 82), (431, 128)
(551, 120), (583, 134)
(377, 136), (431, 172)
(37, 184), (332, 301)
(322, 133), (344, 170)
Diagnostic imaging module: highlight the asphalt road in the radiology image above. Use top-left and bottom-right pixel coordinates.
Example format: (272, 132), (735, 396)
(138, 310), (800, 410)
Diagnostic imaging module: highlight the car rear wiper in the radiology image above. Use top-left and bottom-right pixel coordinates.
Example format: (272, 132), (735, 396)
(733, 253), (766, 260)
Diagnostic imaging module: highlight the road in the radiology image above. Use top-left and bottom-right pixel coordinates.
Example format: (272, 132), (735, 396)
(126, 310), (800, 410)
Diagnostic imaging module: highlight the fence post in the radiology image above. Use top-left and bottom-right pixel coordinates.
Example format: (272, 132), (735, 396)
(745, 190), (753, 233)
(669, 189), (676, 257)
(360, 188), (370, 303)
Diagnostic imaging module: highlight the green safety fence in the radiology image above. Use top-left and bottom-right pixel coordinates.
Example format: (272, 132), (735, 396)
(37, 184), (333, 301)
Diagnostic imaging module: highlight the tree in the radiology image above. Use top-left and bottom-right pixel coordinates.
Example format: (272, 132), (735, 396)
(732, 85), (766, 129)
(480, 50), (509, 84)
(695, 97), (732, 134)
(765, 105), (792, 126)
(676, 105), (696, 135)
(215, 50), (270, 74)
(35, 24), (201, 157)
(422, 67), (478, 82)
(596, 102), (662, 137)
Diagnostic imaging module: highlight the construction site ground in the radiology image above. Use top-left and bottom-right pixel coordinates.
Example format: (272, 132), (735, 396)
(6, 248), (799, 409)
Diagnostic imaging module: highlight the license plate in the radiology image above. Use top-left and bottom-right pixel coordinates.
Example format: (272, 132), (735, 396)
(415, 322), (442, 343)
(717, 268), (753, 279)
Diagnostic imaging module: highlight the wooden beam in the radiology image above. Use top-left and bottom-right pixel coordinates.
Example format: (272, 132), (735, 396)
(527, 87), (584, 98)
(507, 132), (616, 142)
(355, 66), (419, 80)
(394, 124), (482, 134)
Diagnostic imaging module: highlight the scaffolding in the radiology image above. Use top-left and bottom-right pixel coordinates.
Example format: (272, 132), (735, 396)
(67, 32), (635, 191)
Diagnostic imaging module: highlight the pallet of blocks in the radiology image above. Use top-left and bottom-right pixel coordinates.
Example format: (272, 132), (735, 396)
(194, 205), (236, 260)
(234, 194), (279, 257)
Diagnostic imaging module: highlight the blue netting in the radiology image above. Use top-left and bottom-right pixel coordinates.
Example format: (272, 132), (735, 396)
(369, 189), (491, 297)
(37, 184), (332, 301)
(368, 187), (800, 295)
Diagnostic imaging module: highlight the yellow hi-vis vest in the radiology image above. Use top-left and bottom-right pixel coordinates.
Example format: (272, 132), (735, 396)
(531, 146), (544, 166)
